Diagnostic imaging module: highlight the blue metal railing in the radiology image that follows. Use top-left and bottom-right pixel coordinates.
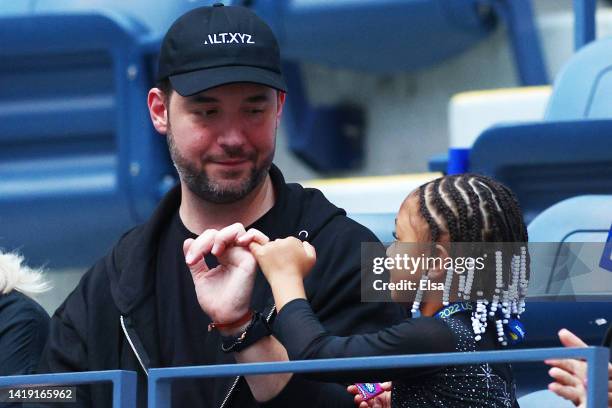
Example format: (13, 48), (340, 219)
(0, 370), (136, 408)
(0, 348), (607, 406)
(148, 347), (610, 408)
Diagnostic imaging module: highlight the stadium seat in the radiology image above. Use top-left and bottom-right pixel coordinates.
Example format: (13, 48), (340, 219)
(526, 194), (612, 298)
(512, 195), (612, 396)
(469, 120), (612, 223)
(528, 195), (612, 243)
(440, 86), (551, 174)
(0, 12), (175, 268)
(546, 35), (612, 119)
(463, 25), (612, 220)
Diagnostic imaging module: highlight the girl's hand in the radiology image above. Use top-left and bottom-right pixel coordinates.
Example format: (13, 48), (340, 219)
(347, 382), (392, 408)
(249, 237), (316, 283)
(249, 237), (316, 310)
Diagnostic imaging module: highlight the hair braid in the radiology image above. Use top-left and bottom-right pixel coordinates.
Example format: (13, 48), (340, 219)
(458, 177), (483, 242)
(430, 178), (460, 242)
(445, 176), (471, 242)
(419, 183), (440, 242)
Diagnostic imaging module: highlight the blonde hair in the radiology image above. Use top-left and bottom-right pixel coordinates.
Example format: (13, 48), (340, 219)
(0, 250), (51, 297)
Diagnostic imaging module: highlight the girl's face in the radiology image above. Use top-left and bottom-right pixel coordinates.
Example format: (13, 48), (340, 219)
(393, 193), (423, 244)
(387, 191), (449, 304)
(386, 193), (428, 302)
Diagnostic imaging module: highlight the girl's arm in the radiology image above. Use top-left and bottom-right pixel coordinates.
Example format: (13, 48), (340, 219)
(251, 236), (455, 383)
(274, 298), (454, 383)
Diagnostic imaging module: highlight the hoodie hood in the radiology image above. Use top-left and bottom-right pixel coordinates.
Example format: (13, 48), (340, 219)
(106, 164), (346, 315)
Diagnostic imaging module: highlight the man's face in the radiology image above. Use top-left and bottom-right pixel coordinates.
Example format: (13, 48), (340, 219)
(164, 83), (284, 204)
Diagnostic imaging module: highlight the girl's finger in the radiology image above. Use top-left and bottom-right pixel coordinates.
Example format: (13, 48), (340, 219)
(237, 228), (270, 246)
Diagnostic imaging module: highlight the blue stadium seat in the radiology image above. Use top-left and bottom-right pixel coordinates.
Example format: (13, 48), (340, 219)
(0, 12), (175, 268)
(467, 26), (612, 220)
(528, 195), (612, 242)
(526, 194), (612, 298)
(525, 194), (612, 301)
(470, 120), (612, 223)
(546, 35), (612, 120)
(513, 196), (612, 396)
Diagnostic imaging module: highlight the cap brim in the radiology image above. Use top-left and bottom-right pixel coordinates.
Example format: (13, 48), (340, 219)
(169, 66), (287, 96)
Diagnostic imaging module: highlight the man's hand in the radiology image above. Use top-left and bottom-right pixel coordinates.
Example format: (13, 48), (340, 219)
(545, 328), (612, 408)
(347, 382), (392, 408)
(184, 223), (268, 325)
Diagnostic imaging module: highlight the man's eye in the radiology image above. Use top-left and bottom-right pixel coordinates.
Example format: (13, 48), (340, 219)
(201, 109), (218, 117)
(247, 108), (265, 115)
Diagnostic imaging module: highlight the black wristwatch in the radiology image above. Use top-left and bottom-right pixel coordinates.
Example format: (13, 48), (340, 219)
(220, 310), (274, 353)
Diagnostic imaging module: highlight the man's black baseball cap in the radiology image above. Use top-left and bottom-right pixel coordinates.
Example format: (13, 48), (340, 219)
(157, 3), (287, 96)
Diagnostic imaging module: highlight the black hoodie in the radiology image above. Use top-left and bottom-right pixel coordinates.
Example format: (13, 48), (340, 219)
(37, 165), (405, 407)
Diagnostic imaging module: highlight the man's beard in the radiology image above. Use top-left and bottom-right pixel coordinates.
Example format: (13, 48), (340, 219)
(167, 127), (274, 204)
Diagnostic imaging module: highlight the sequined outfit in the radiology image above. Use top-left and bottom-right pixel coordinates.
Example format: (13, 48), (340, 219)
(275, 299), (518, 408)
(392, 315), (517, 407)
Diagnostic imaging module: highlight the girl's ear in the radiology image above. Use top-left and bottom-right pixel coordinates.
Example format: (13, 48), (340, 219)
(428, 243), (450, 280)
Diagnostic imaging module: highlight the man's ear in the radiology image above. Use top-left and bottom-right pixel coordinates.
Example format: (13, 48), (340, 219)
(275, 91), (286, 127)
(428, 243), (450, 280)
(148, 88), (169, 135)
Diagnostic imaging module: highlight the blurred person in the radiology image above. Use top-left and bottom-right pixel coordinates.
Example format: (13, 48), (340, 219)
(0, 250), (50, 376)
(546, 328), (612, 407)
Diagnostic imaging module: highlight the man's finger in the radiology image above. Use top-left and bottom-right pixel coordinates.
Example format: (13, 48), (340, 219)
(186, 229), (217, 266)
(548, 382), (582, 405)
(183, 238), (195, 257)
(558, 329), (588, 348)
(211, 223), (246, 256)
(549, 367), (582, 387)
(184, 238), (210, 276)
(237, 228), (270, 246)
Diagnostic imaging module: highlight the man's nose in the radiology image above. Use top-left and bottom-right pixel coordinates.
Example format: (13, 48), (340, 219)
(217, 126), (246, 148)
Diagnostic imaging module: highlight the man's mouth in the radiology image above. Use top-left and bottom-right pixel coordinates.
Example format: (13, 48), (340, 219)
(211, 158), (250, 167)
